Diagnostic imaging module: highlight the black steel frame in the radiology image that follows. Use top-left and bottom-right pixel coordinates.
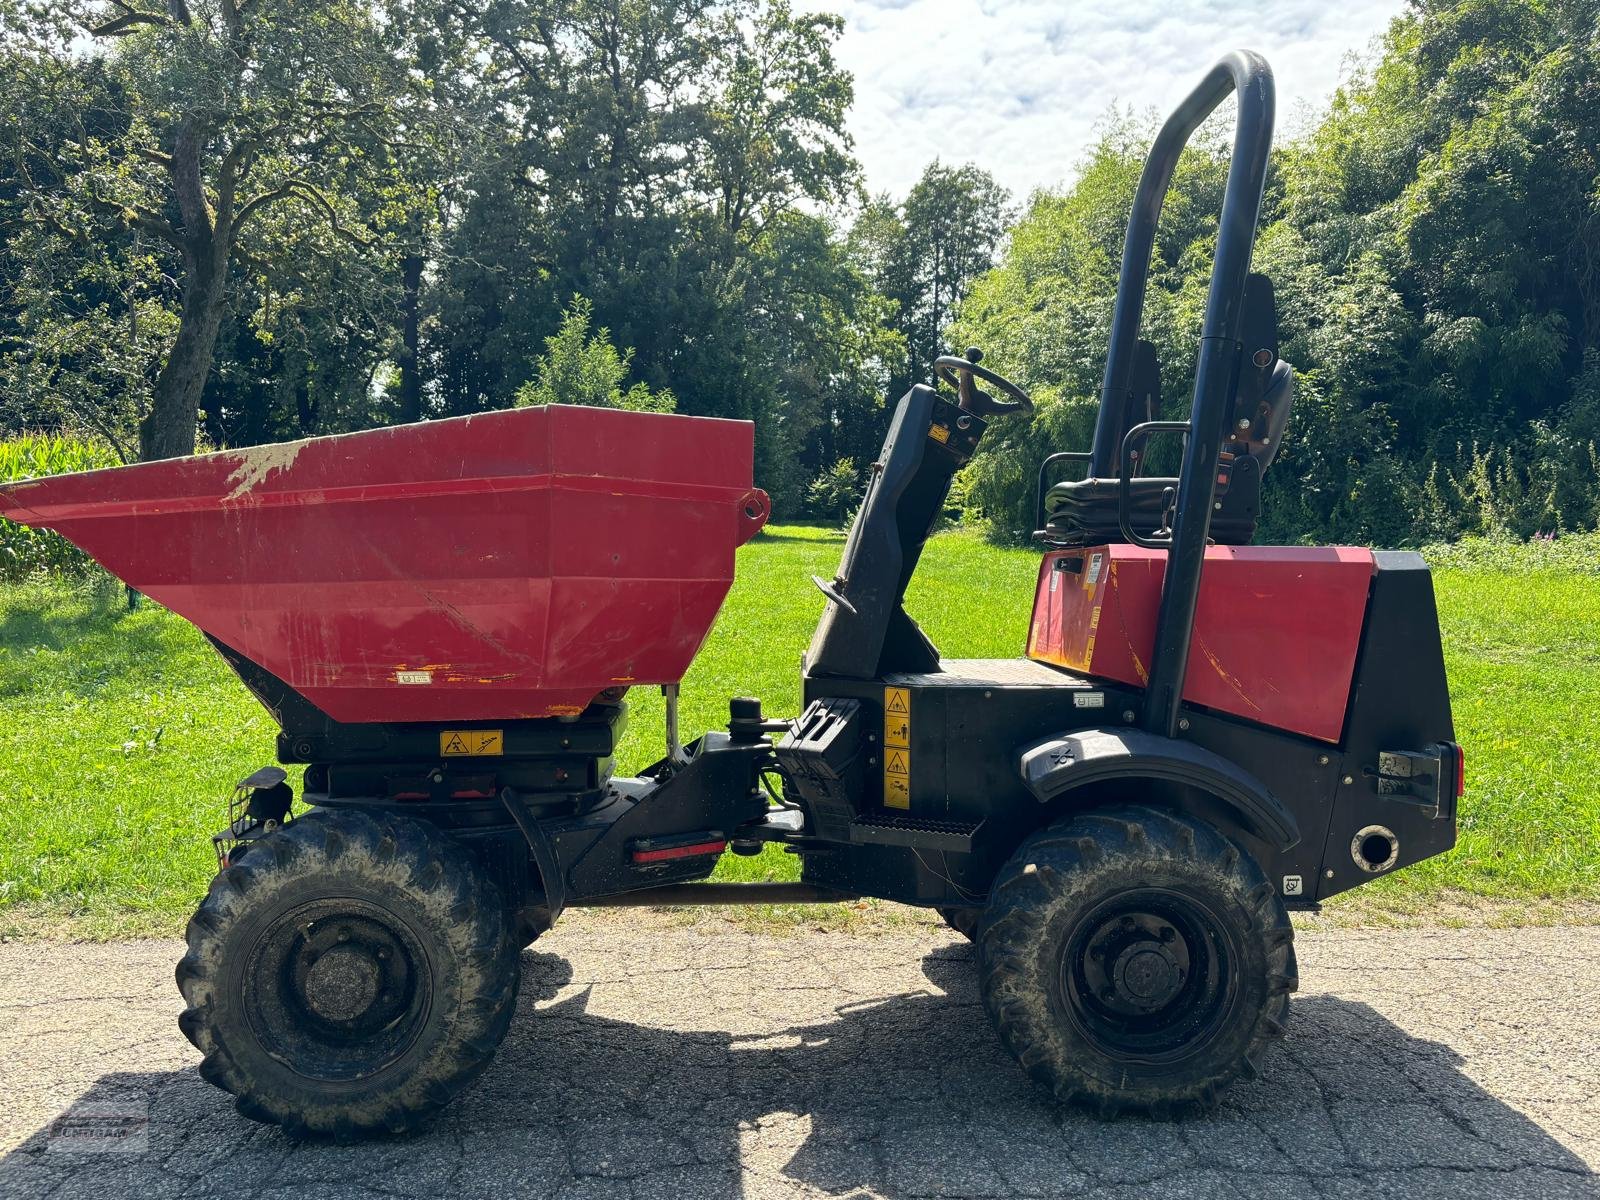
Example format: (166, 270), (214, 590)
(1087, 51), (1276, 738)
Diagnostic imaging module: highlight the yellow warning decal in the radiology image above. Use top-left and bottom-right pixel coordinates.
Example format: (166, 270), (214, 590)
(440, 729), (504, 757)
(883, 748), (911, 809)
(884, 684), (910, 749)
(882, 685), (911, 808)
(884, 772), (910, 808)
(884, 711), (910, 749)
(928, 424), (951, 444)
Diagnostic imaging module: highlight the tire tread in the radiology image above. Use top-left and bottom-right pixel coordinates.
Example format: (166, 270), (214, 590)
(977, 804), (1295, 1117)
(176, 807), (519, 1138)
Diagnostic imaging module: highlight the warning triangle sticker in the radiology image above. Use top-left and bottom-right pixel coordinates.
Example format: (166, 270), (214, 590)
(885, 749), (910, 775)
(443, 734), (468, 754)
(886, 691), (909, 714)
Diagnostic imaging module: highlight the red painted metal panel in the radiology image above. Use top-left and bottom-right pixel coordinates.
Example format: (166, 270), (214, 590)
(0, 406), (769, 724)
(1027, 544), (1374, 743)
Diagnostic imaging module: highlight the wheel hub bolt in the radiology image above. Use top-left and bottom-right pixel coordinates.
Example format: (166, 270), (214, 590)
(303, 946), (381, 1022)
(1121, 950), (1169, 998)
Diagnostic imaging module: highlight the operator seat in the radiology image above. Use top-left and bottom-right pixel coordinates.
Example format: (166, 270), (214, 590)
(1044, 356), (1294, 546)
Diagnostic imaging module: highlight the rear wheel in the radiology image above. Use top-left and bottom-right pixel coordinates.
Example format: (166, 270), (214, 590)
(978, 805), (1295, 1116)
(176, 808), (520, 1138)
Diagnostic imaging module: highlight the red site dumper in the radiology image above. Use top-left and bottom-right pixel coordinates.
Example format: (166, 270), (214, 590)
(1, 52), (1460, 1137)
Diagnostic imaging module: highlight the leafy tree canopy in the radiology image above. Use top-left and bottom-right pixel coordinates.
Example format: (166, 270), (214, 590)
(3, 0), (1597, 545)
(955, 0), (1600, 544)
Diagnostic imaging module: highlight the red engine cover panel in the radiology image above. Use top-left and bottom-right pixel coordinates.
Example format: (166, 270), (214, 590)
(0, 405), (769, 724)
(1027, 545), (1375, 743)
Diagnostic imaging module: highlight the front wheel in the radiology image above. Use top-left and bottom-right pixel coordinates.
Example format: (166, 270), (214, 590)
(978, 805), (1295, 1117)
(176, 808), (520, 1138)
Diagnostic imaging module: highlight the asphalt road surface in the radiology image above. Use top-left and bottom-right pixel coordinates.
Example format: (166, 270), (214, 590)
(1, 921), (1597, 1199)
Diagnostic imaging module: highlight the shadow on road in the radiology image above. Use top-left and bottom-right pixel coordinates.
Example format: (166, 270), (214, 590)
(2, 944), (1593, 1199)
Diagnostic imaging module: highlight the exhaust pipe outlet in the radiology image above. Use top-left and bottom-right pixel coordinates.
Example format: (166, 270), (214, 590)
(1351, 825), (1399, 873)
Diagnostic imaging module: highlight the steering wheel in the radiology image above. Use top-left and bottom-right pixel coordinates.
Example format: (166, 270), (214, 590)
(934, 348), (1033, 416)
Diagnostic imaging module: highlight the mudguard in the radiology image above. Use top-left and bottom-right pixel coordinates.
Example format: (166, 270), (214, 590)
(1018, 727), (1299, 850)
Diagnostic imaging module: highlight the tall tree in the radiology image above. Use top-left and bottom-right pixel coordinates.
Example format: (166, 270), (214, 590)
(1273, 0), (1600, 537)
(861, 162), (1011, 396)
(428, 0), (868, 514)
(0, 8), (163, 457)
(5, 0), (433, 459)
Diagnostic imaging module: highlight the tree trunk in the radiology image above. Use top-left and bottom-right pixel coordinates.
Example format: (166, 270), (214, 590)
(398, 253), (424, 424)
(139, 117), (228, 462)
(293, 360), (318, 435)
(140, 252), (229, 460)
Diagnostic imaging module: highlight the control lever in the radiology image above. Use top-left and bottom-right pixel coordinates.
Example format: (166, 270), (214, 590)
(1157, 486), (1177, 538)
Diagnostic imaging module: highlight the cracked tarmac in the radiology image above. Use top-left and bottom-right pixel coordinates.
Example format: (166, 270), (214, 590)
(1, 921), (1597, 1199)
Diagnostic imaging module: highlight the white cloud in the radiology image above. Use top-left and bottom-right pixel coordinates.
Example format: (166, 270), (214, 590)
(815, 0), (1407, 201)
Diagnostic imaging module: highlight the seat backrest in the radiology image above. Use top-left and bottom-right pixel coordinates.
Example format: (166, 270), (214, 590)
(1037, 273), (1295, 545)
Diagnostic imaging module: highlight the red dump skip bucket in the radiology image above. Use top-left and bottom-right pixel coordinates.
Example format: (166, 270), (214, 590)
(0, 406), (770, 723)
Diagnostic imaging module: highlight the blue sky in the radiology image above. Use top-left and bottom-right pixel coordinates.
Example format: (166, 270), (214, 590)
(814, 0), (1409, 200)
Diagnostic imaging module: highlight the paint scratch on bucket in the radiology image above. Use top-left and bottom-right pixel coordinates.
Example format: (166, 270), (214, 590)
(223, 439), (308, 501)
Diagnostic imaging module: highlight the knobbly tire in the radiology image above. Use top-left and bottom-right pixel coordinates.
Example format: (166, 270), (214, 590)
(938, 906), (981, 941)
(978, 805), (1296, 1117)
(176, 808), (521, 1139)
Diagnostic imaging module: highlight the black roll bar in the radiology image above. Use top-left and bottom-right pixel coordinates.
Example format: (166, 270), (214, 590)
(1091, 51), (1276, 738)
(1033, 450), (1093, 535)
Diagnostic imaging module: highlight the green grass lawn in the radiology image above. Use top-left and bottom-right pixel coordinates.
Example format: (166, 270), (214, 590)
(0, 524), (1596, 936)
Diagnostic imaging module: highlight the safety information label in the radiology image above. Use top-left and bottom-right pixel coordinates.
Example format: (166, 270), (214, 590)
(883, 687), (911, 808)
(439, 730), (504, 757)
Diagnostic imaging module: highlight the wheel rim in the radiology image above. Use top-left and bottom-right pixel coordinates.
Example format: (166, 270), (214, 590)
(243, 898), (433, 1083)
(1058, 887), (1240, 1064)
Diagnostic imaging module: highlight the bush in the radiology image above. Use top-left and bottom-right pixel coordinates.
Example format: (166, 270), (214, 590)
(1423, 531), (1600, 576)
(806, 458), (860, 525)
(513, 296), (676, 414)
(1, 434), (118, 580)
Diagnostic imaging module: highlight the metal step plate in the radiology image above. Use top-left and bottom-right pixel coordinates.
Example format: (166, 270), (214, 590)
(849, 811), (983, 853)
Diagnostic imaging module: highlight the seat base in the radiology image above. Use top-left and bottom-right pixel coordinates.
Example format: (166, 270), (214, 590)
(1043, 471), (1260, 546)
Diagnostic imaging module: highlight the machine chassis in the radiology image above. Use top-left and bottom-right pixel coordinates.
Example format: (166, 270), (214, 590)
(165, 48), (1464, 1133)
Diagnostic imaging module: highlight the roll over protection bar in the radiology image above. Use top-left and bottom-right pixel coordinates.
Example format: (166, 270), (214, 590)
(1088, 51), (1276, 739)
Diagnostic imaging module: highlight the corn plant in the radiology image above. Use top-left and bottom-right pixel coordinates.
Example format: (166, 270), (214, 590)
(0, 435), (118, 580)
